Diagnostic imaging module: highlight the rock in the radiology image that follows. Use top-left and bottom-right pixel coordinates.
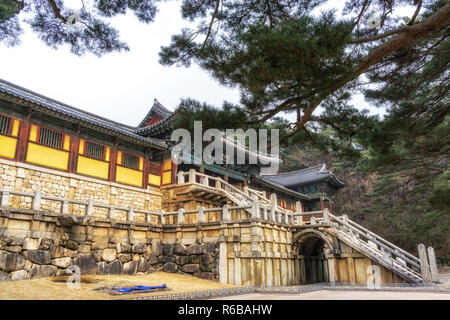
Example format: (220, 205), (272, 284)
(182, 264), (200, 274)
(117, 243), (131, 253)
(132, 243), (146, 254)
(30, 265), (57, 278)
(176, 255), (189, 266)
(9, 237), (24, 246)
(91, 241), (108, 250)
(56, 269), (71, 277)
(65, 240), (78, 250)
(204, 243), (217, 254)
(163, 256), (175, 263)
(78, 245), (90, 253)
(5, 246), (22, 253)
(186, 244), (203, 255)
(22, 238), (41, 251)
(0, 271), (10, 281)
(73, 254), (97, 274)
(92, 250), (102, 262)
(152, 243), (163, 256)
(123, 261), (138, 274)
(148, 254), (158, 265)
(102, 248), (117, 262)
(137, 258), (150, 273)
(39, 238), (53, 250)
(188, 255), (200, 264)
(173, 244), (186, 256)
(22, 250), (51, 265)
(51, 257), (72, 268)
(162, 262), (177, 273)
(24, 260), (32, 272)
(0, 252), (26, 272)
(106, 260), (122, 274)
(63, 248), (77, 258)
(118, 253), (131, 263)
(162, 244), (173, 256)
(10, 270), (27, 281)
(49, 244), (64, 258)
(97, 262), (108, 275)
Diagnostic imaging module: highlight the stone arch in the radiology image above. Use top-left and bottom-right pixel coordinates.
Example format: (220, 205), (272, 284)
(292, 228), (338, 284)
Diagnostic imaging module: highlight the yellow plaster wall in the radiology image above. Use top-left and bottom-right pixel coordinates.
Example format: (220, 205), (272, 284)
(116, 166), (143, 187)
(149, 174), (161, 186)
(26, 142), (69, 171)
(76, 155), (109, 180)
(0, 135), (17, 159)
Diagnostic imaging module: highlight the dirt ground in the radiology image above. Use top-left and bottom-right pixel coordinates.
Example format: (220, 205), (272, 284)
(0, 272), (235, 300)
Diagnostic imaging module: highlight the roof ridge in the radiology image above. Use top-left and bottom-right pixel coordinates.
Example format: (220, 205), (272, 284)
(262, 164), (326, 177)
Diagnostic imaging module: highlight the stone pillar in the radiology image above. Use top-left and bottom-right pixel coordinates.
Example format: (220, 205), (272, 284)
(418, 244), (431, 283)
(198, 206), (206, 223)
(177, 171), (185, 184)
(177, 208), (185, 224)
(296, 201), (303, 224)
(61, 200), (69, 214)
(427, 246), (439, 283)
(1, 191), (9, 207)
(222, 204), (230, 222)
(188, 169), (196, 183)
(251, 201), (260, 219)
(160, 210), (165, 224)
(32, 190), (41, 211)
(127, 206), (135, 222)
(219, 241), (228, 284)
(323, 208), (330, 223)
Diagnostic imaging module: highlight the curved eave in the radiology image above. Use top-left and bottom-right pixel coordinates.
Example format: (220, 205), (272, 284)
(0, 87), (167, 150)
(283, 175), (346, 189)
(252, 176), (311, 201)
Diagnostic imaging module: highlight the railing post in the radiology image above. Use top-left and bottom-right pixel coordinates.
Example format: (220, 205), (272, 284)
(222, 204), (230, 222)
(215, 179), (221, 189)
(109, 207), (115, 220)
(86, 198), (93, 217)
(128, 206), (135, 222)
(296, 201), (303, 224)
(146, 212), (152, 224)
(262, 206), (268, 220)
(243, 186), (249, 195)
(270, 204), (276, 222)
(61, 200), (69, 214)
(32, 190), (41, 211)
(160, 210), (165, 225)
(251, 201), (260, 219)
(189, 169), (196, 183)
(323, 208), (330, 223)
(283, 210), (289, 224)
(1, 191), (9, 207)
(342, 214), (348, 225)
(178, 208), (185, 224)
(418, 243), (432, 283)
(427, 246), (439, 282)
(177, 171), (185, 184)
(198, 206), (206, 223)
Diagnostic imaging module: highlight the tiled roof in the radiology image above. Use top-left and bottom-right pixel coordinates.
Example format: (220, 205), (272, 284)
(137, 99), (173, 128)
(261, 164), (346, 188)
(0, 79), (167, 150)
(251, 175), (311, 200)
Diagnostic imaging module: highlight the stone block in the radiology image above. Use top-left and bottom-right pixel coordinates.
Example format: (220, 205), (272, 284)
(0, 252), (25, 272)
(106, 260), (122, 275)
(186, 244), (203, 255)
(123, 261), (138, 274)
(9, 237), (24, 246)
(117, 243), (131, 253)
(162, 244), (173, 256)
(182, 264), (200, 274)
(10, 270), (27, 281)
(22, 250), (51, 265)
(29, 265), (57, 279)
(65, 240), (78, 250)
(118, 253), (131, 263)
(163, 256), (176, 263)
(97, 262), (108, 275)
(0, 271), (9, 281)
(39, 238), (53, 250)
(51, 257), (72, 268)
(132, 243), (146, 254)
(5, 246), (22, 253)
(173, 244), (186, 256)
(148, 254), (158, 265)
(163, 262), (177, 273)
(176, 255), (189, 266)
(73, 254), (97, 274)
(102, 248), (117, 262)
(137, 258), (150, 273)
(92, 250), (102, 262)
(78, 245), (91, 253)
(23, 238), (41, 251)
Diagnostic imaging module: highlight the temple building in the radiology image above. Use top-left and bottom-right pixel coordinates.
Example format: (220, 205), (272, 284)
(0, 78), (345, 216)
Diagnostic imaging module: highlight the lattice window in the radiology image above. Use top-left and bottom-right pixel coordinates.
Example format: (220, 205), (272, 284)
(39, 127), (63, 149)
(0, 114), (11, 135)
(85, 141), (105, 160)
(123, 152), (139, 170)
(149, 161), (161, 175)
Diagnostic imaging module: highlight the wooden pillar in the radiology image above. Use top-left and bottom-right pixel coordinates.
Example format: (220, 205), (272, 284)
(320, 196), (325, 210)
(15, 120), (30, 162)
(68, 135), (80, 173)
(109, 148), (118, 182)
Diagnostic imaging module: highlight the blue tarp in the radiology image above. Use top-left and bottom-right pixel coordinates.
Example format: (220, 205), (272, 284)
(114, 284), (167, 293)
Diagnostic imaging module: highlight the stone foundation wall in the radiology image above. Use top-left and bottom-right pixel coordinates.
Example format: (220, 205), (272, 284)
(0, 159), (162, 222)
(0, 208), (219, 282)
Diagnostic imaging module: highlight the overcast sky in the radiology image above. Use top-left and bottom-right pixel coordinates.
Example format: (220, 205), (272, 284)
(0, 1), (416, 127)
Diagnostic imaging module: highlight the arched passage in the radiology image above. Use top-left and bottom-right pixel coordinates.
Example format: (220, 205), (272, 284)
(293, 229), (338, 284)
